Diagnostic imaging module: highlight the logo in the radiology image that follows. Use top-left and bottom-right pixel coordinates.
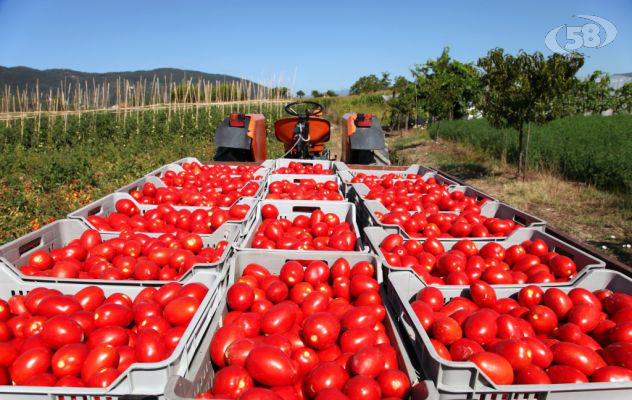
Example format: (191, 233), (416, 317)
(545, 15), (617, 56)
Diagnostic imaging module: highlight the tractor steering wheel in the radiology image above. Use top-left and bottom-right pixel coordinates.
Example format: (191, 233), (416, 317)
(284, 101), (324, 117)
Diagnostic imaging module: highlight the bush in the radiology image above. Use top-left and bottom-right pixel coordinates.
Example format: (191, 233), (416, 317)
(429, 115), (632, 193)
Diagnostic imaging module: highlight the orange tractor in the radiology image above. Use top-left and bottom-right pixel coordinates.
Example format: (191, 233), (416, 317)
(214, 101), (387, 164)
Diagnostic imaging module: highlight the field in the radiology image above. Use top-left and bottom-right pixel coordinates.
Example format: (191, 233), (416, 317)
(0, 103), (285, 242)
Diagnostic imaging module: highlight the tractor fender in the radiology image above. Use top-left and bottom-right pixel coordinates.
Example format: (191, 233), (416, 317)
(349, 117), (385, 150)
(214, 116), (251, 150)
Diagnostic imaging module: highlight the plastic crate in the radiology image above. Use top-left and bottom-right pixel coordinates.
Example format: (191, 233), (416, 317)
(117, 175), (168, 194)
(0, 262), (222, 399)
(0, 219), (238, 287)
(360, 199), (545, 241)
(349, 183), (487, 208)
(164, 291), (429, 399)
(146, 162), (269, 183)
(386, 268), (632, 399)
(274, 158), (334, 170)
(262, 174), (345, 201)
(67, 192), (259, 236)
(237, 200), (367, 253)
(364, 226), (605, 288)
(171, 157), (275, 170)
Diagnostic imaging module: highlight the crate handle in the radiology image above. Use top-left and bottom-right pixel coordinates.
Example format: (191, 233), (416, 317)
(292, 206), (322, 213)
(86, 205), (103, 216)
(18, 237), (42, 256)
(513, 214), (527, 226)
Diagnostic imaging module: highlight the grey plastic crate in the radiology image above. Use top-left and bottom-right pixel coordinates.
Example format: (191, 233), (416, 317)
(274, 158), (334, 170)
(165, 292), (430, 400)
(0, 262), (221, 399)
(68, 192), (259, 236)
(361, 199), (545, 241)
(237, 200), (367, 253)
(0, 219), (238, 287)
(350, 183), (489, 208)
(364, 226), (605, 289)
(262, 174), (344, 201)
(146, 162), (269, 183)
(117, 175), (168, 194)
(387, 268), (632, 399)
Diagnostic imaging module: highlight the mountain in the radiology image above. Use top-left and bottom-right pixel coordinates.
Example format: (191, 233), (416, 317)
(0, 66), (261, 98)
(611, 73), (632, 90)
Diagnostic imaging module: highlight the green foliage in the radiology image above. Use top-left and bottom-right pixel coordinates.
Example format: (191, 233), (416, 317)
(565, 71), (614, 115)
(311, 90), (323, 98)
(476, 49), (584, 176)
(296, 90), (305, 98)
(325, 90), (338, 97)
(349, 73), (391, 95)
(413, 47), (480, 123)
(429, 115), (632, 193)
(270, 87), (289, 98)
(614, 83), (632, 114)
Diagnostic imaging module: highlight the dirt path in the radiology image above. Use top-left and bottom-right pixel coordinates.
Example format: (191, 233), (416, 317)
(388, 129), (632, 265)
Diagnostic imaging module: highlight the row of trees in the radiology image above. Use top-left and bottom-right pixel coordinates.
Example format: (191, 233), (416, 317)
(350, 48), (632, 178)
(296, 90), (338, 98)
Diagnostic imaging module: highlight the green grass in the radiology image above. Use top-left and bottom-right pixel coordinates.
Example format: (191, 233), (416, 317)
(429, 115), (632, 193)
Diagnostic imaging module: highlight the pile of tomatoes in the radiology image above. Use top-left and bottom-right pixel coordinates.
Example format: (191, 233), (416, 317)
(250, 205), (357, 251)
(380, 234), (579, 285)
(411, 281), (632, 385)
(0, 281), (207, 387)
(86, 199), (250, 235)
(160, 162), (264, 188)
(20, 229), (227, 281)
(203, 258), (411, 399)
(272, 162), (334, 175)
(265, 179), (343, 201)
(130, 180), (260, 208)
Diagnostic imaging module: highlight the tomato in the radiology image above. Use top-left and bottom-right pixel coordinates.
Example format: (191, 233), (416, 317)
(232, 313), (261, 338)
(411, 300), (435, 331)
(292, 347), (319, 376)
(568, 288), (601, 311)
(304, 261), (330, 285)
(463, 310), (498, 345)
(9, 347), (52, 384)
(431, 317), (462, 345)
(164, 296), (200, 326)
(348, 347), (385, 377)
(470, 281), (496, 308)
(301, 292), (329, 318)
(591, 366), (632, 382)
(416, 287), (444, 311)
(239, 388), (284, 400)
(551, 342), (605, 376)
(225, 338), (257, 367)
(94, 303), (133, 328)
(542, 288), (573, 319)
(514, 365), (551, 384)
(88, 326), (129, 348)
(489, 339), (533, 371)
(80, 229), (102, 250)
(261, 303), (297, 335)
(302, 312), (340, 350)
(280, 261), (305, 286)
(86, 367), (119, 388)
(313, 388), (349, 400)
(41, 315), (83, 349)
(609, 321), (632, 343)
(303, 362), (349, 398)
(381, 234), (404, 252)
(37, 295), (82, 317)
(262, 204), (279, 219)
(266, 281), (289, 303)
(332, 258), (351, 279)
(212, 365), (254, 398)
(245, 345), (297, 386)
(340, 328), (377, 353)
(523, 337), (553, 368)
(546, 365), (588, 383)
(527, 305), (558, 334)
(603, 342), (632, 369)
(210, 325), (246, 367)
(342, 375), (381, 400)
(567, 304), (600, 333)
(29, 250), (54, 270)
(81, 344), (119, 382)
(117, 345), (137, 373)
(449, 338), (484, 361)
(469, 352), (514, 385)
(517, 285), (543, 308)
(227, 283), (255, 311)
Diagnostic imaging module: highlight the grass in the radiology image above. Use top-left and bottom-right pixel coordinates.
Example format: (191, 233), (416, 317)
(388, 129), (632, 265)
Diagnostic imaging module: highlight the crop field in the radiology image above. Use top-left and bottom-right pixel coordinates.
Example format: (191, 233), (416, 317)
(0, 102), (285, 242)
(429, 115), (632, 194)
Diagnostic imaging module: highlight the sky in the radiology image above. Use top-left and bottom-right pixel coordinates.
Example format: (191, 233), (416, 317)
(0, 0), (630, 92)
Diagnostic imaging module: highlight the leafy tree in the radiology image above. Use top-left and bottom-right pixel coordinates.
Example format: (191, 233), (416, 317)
(614, 83), (632, 114)
(477, 49), (584, 178)
(325, 90), (338, 97)
(391, 76), (410, 96)
(412, 47), (480, 138)
(311, 90), (323, 98)
(296, 90), (305, 98)
(270, 87), (289, 98)
(349, 74), (390, 95)
(567, 71), (614, 114)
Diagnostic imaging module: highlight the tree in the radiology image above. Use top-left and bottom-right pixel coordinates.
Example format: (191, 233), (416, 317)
(296, 90), (305, 98)
(325, 90), (338, 97)
(412, 47), (480, 138)
(614, 83), (632, 114)
(349, 74), (390, 95)
(311, 90), (323, 98)
(270, 87), (289, 98)
(477, 49), (584, 178)
(567, 71), (614, 115)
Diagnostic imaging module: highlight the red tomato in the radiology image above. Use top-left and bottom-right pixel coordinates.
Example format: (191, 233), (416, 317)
(567, 304), (600, 333)
(94, 303), (133, 327)
(449, 338), (484, 361)
(469, 352), (514, 385)
(542, 288), (573, 319)
(210, 325), (246, 367)
(489, 339), (533, 371)
(463, 311), (498, 346)
(348, 347), (385, 377)
(261, 303), (297, 335)
(245, 345), (297, 386)
(227, 283), (255, 311)
(527, 305), (558, 334)
(9, 347), (52, 384)
(41, 315), (84, 349)
(302, 312), (341, 350)
(164, 296), (200, 326)
(591, 366), (632, 382)
(517, 285), (543, 308)
(342, 375), (381, 400)
(225, 338), (257, 367)
(470, 281), (497, 308)
(304, 362), (349, 398)
(416, 287), (444, 311)
(551, 342), (605, 376)
(212, 365), (254, 398)
(261, 204), (279, 219)
(523, 337), (553, 368)
(431, 317), (462, 345)
(546, 365), (588, 383)
(81, 344), (119, 382)
(514, 365), (552, 384)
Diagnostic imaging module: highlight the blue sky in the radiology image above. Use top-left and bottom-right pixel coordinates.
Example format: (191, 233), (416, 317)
(0, 0), (630, 92)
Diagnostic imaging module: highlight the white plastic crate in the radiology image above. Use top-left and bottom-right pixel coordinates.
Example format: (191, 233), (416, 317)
(360, 199), (546, 241)
(237, 200), (367, 253)
(262, 174), (344, 201)
(364, 226), (605, 289)
(0, 262), (222, 399)
(0, 219), (238, 287)
(67, 192), (258, 236)
(386, 268), (632, 399)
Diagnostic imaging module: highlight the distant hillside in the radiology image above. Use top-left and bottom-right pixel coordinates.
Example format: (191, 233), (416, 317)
(0, 66), (256, 92)
(611, 73), (632, 90)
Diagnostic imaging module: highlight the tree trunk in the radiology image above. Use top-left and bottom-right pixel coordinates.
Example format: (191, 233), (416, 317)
(435, 119), (440, 142)
(524, 122), (532, 181)
(517, 126), (524, 178)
